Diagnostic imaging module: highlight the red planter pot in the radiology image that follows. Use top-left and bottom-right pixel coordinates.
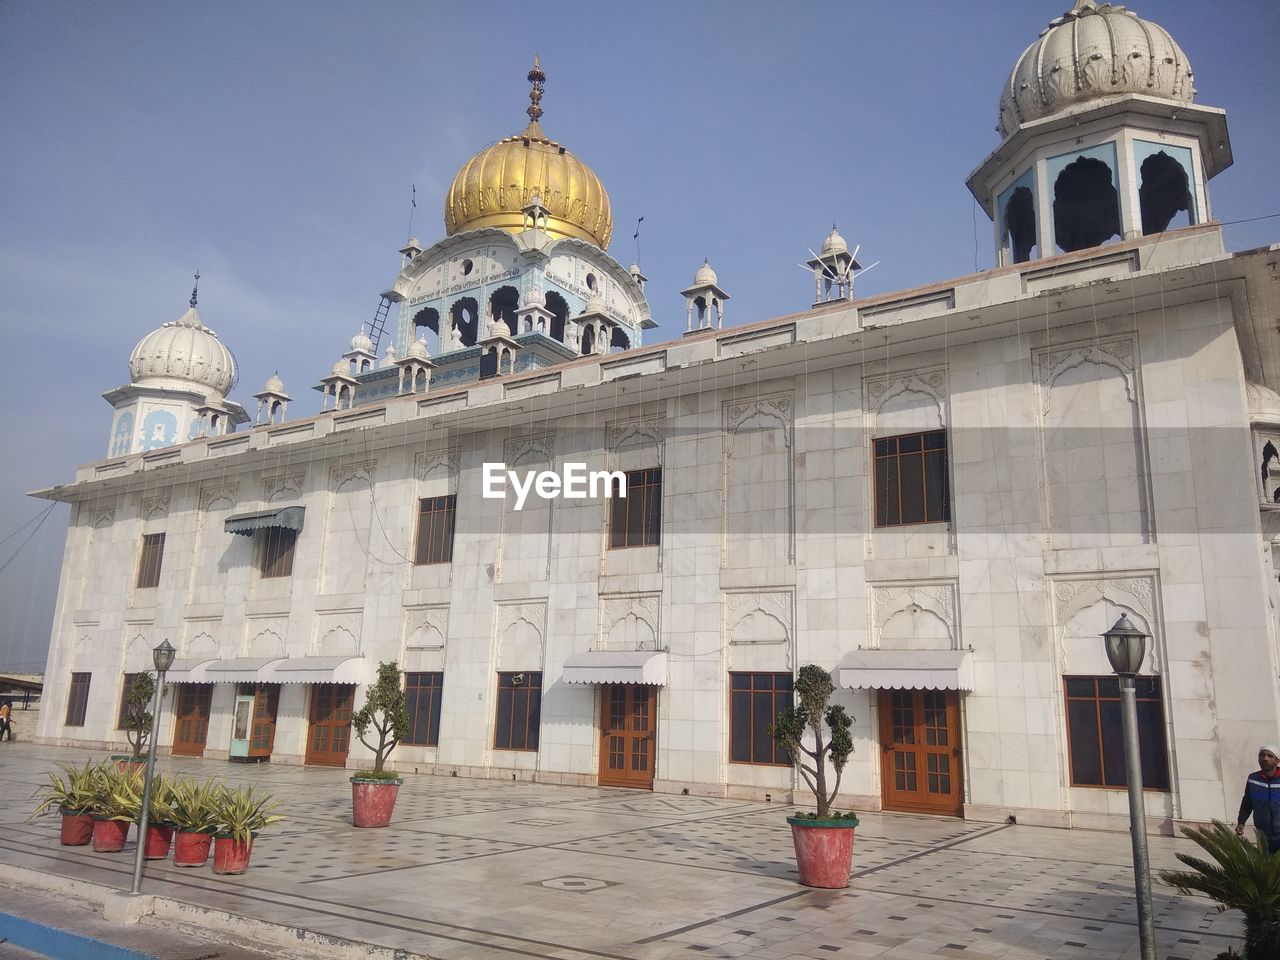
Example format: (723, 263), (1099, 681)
(787, 817), (858, 889)
(351, 779), (402, 828)
(144, 824), (173, 860)
(173, 831), (214, 867)
(59, 811), (94, 846)
(91, 818), (129, 853)
(212, 836), (254, 875)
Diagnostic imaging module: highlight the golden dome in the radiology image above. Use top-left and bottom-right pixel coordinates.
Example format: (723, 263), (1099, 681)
(443, 58), (613, 249)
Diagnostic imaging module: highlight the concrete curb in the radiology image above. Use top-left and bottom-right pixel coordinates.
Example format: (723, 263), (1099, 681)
(0, 863), (436, 960)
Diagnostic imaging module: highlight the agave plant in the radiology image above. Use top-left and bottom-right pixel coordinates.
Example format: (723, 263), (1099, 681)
(214, 784), (283, 845)
(30, 760), (103, 818)
(167, 776), (224, 833)
(88, 763), (143, 821)
(1159, 820), (1280, 960)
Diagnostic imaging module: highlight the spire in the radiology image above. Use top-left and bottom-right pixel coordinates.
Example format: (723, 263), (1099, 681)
(189, 270), (200, 308)
(526, 54), (545, 124)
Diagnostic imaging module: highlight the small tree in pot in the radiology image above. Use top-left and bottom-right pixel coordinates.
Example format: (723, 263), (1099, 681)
(768, 664), (857, 888)
(111, 671), (156, 768)
(350, 660), (410, 827)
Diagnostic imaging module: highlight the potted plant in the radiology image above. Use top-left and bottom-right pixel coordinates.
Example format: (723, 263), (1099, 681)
(768, 663), (857, 889)
(141, 772), (176, 860)
(87, 763), (141, 853)
(1159, 821), (1280, 960)
(30, 759), (102, 846)
(168, 776), (224, 867)
(212, 784), (283, 875)
(349, 660), (410, 828)
(112, 671), (156, 772)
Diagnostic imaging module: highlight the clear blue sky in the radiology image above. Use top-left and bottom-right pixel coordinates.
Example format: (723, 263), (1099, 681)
(1, 1), (1277, 671)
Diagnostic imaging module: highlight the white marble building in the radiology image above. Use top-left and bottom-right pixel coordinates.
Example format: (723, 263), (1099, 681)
(33, 2), (1280, 832)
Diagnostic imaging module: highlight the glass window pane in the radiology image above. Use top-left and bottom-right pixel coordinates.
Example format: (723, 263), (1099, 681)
(730, 692), (751, 762)
(924, 450), (948, 522)
(899, 452), (925, 524)
(874, 437), (895, 457)
(875, 455), (899, 526)
(1067, 700), (1102, 785)
(752, 691), (775, 763)
(1099, 700), (1126, 786)
(494, 687), (513, 749)
(897, 434), (922, 453)
(1065, 678), (1095, 698)
(1136, 698), (1170, 790)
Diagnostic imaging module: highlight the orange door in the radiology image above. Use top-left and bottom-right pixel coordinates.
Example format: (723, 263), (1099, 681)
(248, 685), (280, 760)
(172, 684), (213, 757)
(878, 689), (964, 816)
(599, 685), (656, 789)
(305, 684), (354, 766)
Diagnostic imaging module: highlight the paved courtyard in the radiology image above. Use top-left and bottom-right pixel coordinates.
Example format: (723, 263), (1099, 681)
(0, 742), (1247, 959)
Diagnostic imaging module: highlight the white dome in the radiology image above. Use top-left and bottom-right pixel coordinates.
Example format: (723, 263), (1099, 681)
(581, 290), (606, 315)
(821, 225), (848, 257)
(522, 287), (546, 309)
(129, 305), (237, 396)
(693, 260), (718, 286)
(263, 372), (285, 394)
(1247, 382), (1280, 425)
(486, 317), (509, 338)
(349, 327), (373, 354)
(999, 1), (1194, 139)
(382, 343), (398, 367)
(406, 337), (430, 360)
(330, 359), (349, 377)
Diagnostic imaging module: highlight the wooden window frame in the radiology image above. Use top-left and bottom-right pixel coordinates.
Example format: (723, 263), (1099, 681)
(873, 430), (950, 528)
(65, 672), (91, 727)
(259, 526), (297, 579)
(404, 672), (444, 747)
(729, 671), (794, 766)
(1063, 675), (1170, 791)
(414, 495), (457, 566)
(135, 532), (166, 588)
(493, 671), (542, 751)
(608, 467), (662, 549)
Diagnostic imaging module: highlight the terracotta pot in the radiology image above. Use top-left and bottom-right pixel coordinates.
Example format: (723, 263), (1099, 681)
(173, 830), (213, 867)
(112, 756), (147, 776)
(212, 836), (254, 875)
(787, 816), (858, 889)
(144, 823), (173, 860)
(91, 818), (129, 853)
(59, 811), (94, 846)
(351, 779), (401, 828)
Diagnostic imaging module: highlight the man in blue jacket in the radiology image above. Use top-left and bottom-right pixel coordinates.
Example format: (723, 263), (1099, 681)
(1236, 745), (1280, 854)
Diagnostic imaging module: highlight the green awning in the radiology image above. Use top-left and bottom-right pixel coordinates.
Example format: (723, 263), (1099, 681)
(224, 506), (305, 536)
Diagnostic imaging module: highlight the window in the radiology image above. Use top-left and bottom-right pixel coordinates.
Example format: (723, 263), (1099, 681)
(135, 533), (165, 588)
(730, 672), (793, 765)
(404, 672), (444, 746)
(259, 527), (297, 578)
(414, 495), (457, 565)
(65, 673), (91, 727)
(874, 431), (949, 527)
(609, 467), (661, 548)
(1064, 676), (1169, 790)
(116, 673), (141, 730)
(494, 671), (541, 751)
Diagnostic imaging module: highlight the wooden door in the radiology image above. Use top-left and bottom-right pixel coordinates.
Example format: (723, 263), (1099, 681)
(599, 685), (656, 789)
(878, 689), (964, 816)
(248, 685), (280, 760)
(171, 684), (213, 757)
(305, 684), (354, 766)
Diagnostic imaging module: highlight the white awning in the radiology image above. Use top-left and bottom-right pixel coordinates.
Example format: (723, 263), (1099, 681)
(562, 650), (667, 686)
(838, 650), (974, 692)
(165, 658), (215, 684)
(203, 657), (285, 684)
(266, 656), (364, 685)
(224, 506), (304, 537)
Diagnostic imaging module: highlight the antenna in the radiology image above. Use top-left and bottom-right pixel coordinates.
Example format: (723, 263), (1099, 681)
(633, 215), (645, 268)
(406, 184), (417, 242)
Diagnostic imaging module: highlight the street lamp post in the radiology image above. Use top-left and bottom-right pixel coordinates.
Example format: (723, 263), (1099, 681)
(1102, 613), (1157, 960)
(130, 639), (175, 895)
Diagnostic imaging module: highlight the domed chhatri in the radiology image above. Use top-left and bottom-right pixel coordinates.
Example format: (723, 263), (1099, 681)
(820, 225), (848, 257)
(349, 326), (374, 355)
(444, 56), (613, 249)
(128, 301), (237, 397)
(693, 260), (719, 287)
(999, 0), (1194, 138)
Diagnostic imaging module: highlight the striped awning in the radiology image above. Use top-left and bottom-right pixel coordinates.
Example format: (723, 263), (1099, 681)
(203, 657), (285, 684)
(165, 658), (216, 684)
(837, 650), (974, 692)
(267, 657), (364, 685)
(224, 506), (304, 536)
(562, 650), (667, 686)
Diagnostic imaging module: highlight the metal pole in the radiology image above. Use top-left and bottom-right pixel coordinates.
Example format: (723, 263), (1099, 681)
(1119, 676), (1157, 960)
(130, 675), (166, 895)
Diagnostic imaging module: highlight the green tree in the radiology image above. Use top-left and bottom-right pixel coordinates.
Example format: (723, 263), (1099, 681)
(122, 671), (156, 758)
(351, 661), (410, 774)
(767, 664), (854, 818)
(1159, 821), (1280, 960)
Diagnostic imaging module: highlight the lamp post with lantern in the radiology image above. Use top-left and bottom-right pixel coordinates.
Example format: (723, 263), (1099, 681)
(1101, 613), (1156, 960)
(130, 638), (175, 895)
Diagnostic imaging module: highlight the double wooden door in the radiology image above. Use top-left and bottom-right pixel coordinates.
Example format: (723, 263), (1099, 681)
(171, 684), (213, 757)
(235, 684), (279, 760)
(878, 689), (964, 816)
(598, 685), (656, 789)
(305, 684), (354, 766)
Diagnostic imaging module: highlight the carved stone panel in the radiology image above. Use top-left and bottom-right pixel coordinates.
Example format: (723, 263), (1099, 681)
(872, 582), (958, 650)
(599, 594), (660, 650)
(1051, 575), (1161, 674)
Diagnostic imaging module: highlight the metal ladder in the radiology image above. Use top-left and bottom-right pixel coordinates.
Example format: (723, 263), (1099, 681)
(366, 296), (392, 355)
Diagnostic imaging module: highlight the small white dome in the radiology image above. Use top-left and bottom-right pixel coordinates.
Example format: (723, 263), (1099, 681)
(263, 372), (285, 394)
(330, 359), (349, 377)
(486, 317), (509, 338)
(129, 305), (238, 396)
(406, 337), (430, 360)
(349, 326), (373, 354)
(821, 225), (848, 256)
(382, 343), (398, 367)
(693, 260), (718, 286)
(522, 287), (546, 309)
(1247, 382), (1280, 425)
(582, 290), (606, 315)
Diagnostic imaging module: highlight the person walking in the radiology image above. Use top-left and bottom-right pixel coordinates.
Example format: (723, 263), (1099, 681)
(1236, 745), (1280, 854)
(0, 701), (11, 742)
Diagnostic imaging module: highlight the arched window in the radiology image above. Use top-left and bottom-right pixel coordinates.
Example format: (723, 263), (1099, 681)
(1003, 185), (1037, 263)
(489, 286), (520, 337)
(580, 325), (596, 356)
(694, 296), (708, 324)
(1052, 156), (1120, 253)
(610, 327), (630, 352)
(546, 292), (569, 343)
(413, 307), (440, 340)
(450, 297), (479, 347)
(1139, 151), (1192, 235)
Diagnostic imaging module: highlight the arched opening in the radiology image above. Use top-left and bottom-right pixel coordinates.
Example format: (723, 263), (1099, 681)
(585, 273), (597, 291)
(1139, 152), (1192, 235)
(414, 368), (428, 392)
(1052, 156), (1120, 253)
(546, 291), (569, 343)
(610, 327), (630, 352)
(694, 296), (708, 324)
(1003, 185), (1037, 263)
(489, 286), (520, 337)
(580, 324), (596, 355)
(450, 297), (479, 347)
(480, 346), (499, 380)
(360, 358), (371, 372)
(413, 307), (440, 341)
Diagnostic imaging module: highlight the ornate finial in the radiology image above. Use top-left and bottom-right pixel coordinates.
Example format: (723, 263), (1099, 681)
(189, 271), (200, 308)
(527, 54), (545, 123)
